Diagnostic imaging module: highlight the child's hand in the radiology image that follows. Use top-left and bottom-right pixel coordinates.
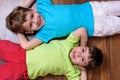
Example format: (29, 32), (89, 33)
(73, 27), (88, 47)
(23, 0), (35, 8)
(79, 67), (87, 80)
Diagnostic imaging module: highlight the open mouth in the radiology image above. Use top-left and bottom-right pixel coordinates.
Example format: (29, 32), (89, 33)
(39, 15), (44, 26)
(37, 16), (41, 26)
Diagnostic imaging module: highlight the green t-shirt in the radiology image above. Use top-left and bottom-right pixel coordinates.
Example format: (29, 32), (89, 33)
(26, 33), (81, 80)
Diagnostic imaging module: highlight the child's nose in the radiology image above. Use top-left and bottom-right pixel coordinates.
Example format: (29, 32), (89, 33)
(77, 54), (81, 57)
(32, 19), (38, 24)
(78, 52), (83, 57)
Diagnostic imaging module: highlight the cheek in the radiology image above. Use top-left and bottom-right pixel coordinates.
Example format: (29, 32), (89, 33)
(71, 58), (77, 65)
(77, 58), (83, 65)
(36, 12), (40, 16)
(32, 24), (38, 30)
(75, 58), (81, 65)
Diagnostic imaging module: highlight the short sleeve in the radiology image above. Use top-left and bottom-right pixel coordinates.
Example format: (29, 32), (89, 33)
(34, 29), (56, 43)
(68, 76), (80, 80)
(66, 65), (81, 80)
(65, 32), (80, 46)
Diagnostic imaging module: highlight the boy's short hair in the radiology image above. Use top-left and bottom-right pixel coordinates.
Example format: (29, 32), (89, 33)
(85, 45), (103, 70)
(6, 6), (30, 33)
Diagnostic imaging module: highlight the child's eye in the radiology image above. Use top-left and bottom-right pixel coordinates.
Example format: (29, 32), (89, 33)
(82, 58), (84, 62)
(30, 23), (32, 29)
(31, 14), (33, 18)
(82, 49), (84, 52)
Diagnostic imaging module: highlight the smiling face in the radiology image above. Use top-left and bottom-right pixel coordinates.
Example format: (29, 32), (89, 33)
(70, 46), (91, 67)
(22, 9), (44, 33)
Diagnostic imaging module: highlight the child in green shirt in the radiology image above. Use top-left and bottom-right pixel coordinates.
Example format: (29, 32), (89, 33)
(0, 27), (103, 80)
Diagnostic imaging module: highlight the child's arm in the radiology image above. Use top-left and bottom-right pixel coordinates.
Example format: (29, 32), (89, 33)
(23, 0), (35, 8)
(72, 27), (88, 46)
(77, 66), (87, 80)
(80, 68), (87, 80)
(17, 33), (43, 50)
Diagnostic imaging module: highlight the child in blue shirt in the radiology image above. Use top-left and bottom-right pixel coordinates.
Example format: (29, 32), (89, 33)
(6, 0), (120, 50)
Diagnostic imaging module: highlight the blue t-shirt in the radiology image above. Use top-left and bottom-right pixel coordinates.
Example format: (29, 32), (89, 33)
(35, 0), (94, 43)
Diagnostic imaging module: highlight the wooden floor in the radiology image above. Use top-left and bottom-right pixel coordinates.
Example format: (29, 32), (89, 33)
(0, 0), (120, 80)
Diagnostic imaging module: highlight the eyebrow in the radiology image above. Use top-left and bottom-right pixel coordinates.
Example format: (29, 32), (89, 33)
(84, 48), (90, 65)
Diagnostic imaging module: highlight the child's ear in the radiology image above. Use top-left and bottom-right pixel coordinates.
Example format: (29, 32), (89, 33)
(25, 31), (34, 34)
